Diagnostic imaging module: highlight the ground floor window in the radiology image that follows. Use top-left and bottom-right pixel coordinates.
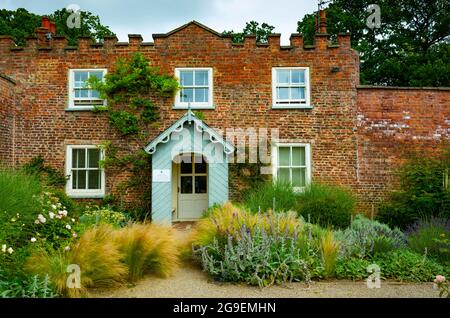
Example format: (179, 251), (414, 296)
(66, 145), (105, 198)
(273, 143), (311, 191)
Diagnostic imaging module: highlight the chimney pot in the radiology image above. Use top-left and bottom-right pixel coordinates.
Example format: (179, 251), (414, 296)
(49, 22), (56, 35)
(42, 16), (50, 30)
(315, 9), (327, 34)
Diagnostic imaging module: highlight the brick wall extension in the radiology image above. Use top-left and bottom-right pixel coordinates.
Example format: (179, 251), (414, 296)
(0, 22), (448, 214)
(0, 73), (15, 166)
(356, 86), (450, 213)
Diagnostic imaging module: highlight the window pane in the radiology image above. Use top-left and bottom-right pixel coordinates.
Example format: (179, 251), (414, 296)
(180, 71), (193, 86)
(194, 88), (208, 103)
(75, 89), (89, 98)
(88, 149), (100, 168)
(195, 71), (208, 86)
(75, 71), (88, 83)
(195, 157), (207, 174)
(88, 170), (101, 189)
(72, 169), (87, 189)
(195, 176), (207, 194)
(278, 168), (290, 183)
(73, 149), (86, 168)
(180, 88), (193, 103)
(180, 176), (193, 194)
(278, 147), (290, 166)
(292, 168), (306, 187)
(180, 161), (192, 174)
(291, 70), (305, 84)
(292, 147), (306, 166)
(291, 87), (305, 100)
(277, 87), (289, 100)
(276, 70), (290, 84)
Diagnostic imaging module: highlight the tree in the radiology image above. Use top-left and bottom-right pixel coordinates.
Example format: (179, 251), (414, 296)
(0, 8), (114, 46)
(223, 21), (275, 44)
(297, 0), (450, 86)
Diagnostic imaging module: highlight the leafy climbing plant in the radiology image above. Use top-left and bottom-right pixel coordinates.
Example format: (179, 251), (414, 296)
(87, 53), (179, 220)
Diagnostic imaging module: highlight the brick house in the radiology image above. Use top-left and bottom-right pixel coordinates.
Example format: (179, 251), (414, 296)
(0, 15), (449, 223)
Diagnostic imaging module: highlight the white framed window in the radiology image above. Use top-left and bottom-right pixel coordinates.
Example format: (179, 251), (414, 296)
(272, 143), (311, 191)
(174, 68), (213, 109)
(68, 69), (107, 110)
(65, 145), (105, 198)
(272, 67), (311, 108)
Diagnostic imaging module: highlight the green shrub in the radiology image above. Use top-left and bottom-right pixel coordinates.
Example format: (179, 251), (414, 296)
(0, 270), (57, 298)
(22, 156), (67, 188)
(243, 181), (297, 213)
(194, 225), (311, 287)
(296, 183), (356, 229)
(406, 217), (450, 263)
(335, 258), (371, 280)
(377, 150), (450, 229)
(335, 215), (406, 259)
(79, 206), (129, 229)
(373, 250), (448, 282)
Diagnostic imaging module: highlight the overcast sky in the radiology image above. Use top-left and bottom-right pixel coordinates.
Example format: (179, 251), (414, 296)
(1, 0), (318, 45)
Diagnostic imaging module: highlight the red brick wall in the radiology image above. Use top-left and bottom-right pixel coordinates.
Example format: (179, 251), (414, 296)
(0, 23), (361, 208)
(356, 86), (450, 213)
(0, 74), (15, 166)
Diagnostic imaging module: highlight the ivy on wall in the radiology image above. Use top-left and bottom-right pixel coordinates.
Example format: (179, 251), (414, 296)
(88, 53), (179, 219)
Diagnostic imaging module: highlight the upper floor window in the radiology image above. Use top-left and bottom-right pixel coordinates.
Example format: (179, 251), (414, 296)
(272, 67), (310, 108)
(66, 145), (105, 198)
(174, 68), (213, 109)
(68, 69), (107, 110)
(272, 143), (311, 191)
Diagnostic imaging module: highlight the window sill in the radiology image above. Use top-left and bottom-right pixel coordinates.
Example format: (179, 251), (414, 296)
(173, 105), (215, 110)
(67, 192), (105, 199)
(272, 104), (313, 109)
(65, 107), (97, 112)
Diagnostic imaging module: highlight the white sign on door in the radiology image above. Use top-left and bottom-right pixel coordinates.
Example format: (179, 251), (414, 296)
(152, 169), (171, 182)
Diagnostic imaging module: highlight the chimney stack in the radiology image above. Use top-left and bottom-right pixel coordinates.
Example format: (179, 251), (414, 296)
(35, 16), (57, 45)
(315, 9), (327, 34)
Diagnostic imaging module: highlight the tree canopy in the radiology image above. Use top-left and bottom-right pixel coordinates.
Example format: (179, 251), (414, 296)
(0, 8), (114, 46)
(297, 0), (450, 86)
(223, 21), (275, 44)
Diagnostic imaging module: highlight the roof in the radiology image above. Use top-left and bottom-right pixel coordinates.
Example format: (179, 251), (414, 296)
(144, 110), (235, 155)
(152, 21), (223, 39)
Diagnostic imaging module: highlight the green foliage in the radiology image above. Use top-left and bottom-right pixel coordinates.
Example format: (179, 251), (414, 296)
(79, 205), (129, 228)
(377, 149), (450, 228)
(223, 21), (275, 44)
(335, 215), (406, 259)
(0, 168), (42, 225)
(296, 183), (356, 229)
(406, 217), (450, 264)
(335, 258), (371, 280)
(194, 226), (311, 287)
(22, 156), (67, 188)
(244, 180), (297, 213)
(373, 250), (448, 282)
(0, 8), (114, 46)
(89, 52), (178, 136)
(0, 269), (57, 298)
(297, 0), (450, 86)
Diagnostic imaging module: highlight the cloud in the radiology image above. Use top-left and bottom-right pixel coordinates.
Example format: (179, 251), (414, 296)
(1, 0), (317, 44)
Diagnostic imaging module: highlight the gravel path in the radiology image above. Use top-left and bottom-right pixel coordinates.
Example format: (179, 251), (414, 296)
(91, 225), (440, 298)
(92, 263), (439, 298)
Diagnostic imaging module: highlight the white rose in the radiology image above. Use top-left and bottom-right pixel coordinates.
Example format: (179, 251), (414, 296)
(49, 212), (55, 219)
(71, 218), (75, 222)
(1, 244), (6, 253)
(34, 219), (40, 224)
(66, 224), (72, 230)
(64, 246), (70, 252)
(37, 214), (46, 224)
(51, 204), (57, 210)
(30, 237), (37, 243)
(7, 247), (13, 254)
(72, 233), (78, 238)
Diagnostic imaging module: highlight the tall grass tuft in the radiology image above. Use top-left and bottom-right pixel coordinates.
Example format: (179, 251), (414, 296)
(320, 231), (339, 278)
(186, 202), (303, 256)
(114, 223), (179, 282)
(244, 181), (297, 213)
(0, 168), (42, 222)
(25, 225), (127, 297)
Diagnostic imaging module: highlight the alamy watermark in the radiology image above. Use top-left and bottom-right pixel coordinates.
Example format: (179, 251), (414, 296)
(66, 4), (81, 29)
(366, 4), (381, 29)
